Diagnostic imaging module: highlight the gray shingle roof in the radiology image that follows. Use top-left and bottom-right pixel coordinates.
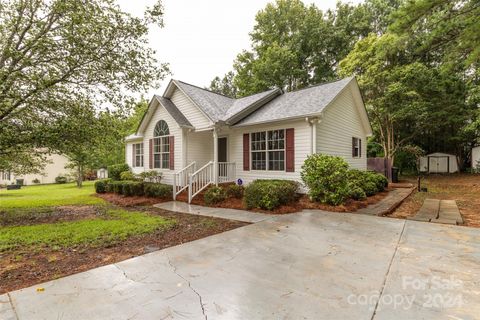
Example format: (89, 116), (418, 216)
(154, 95), (193, 128)
(221, 89), (279, 122)
(175, 81), (234, 122)
(234, 77), (354, 126)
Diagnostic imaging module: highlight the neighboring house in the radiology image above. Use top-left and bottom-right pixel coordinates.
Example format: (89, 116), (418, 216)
(419, 152), (459, 174)
(125, 77), (372, 202)
(472, 146), (480, 170)
(0, 153), (70, 185)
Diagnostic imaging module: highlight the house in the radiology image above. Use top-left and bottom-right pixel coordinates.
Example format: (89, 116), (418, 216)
(472, 146), (480, 170)
(419, 152), (459, 174)
(0, 153), (70, 186)
(125, 77), (372, 202)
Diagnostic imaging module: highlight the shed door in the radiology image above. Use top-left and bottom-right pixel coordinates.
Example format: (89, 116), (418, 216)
(429, 157), (449, 173)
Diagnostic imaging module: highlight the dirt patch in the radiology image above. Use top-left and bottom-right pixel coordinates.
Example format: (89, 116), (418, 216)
(388, 174), (480, 227)
(96, 193), (171, 207)
(1, 206), (102, 226)
(175, 184), (392, 214)
(0, 207), (247, 294)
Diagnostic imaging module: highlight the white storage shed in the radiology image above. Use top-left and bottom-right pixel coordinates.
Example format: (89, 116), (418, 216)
(419, 152), (458, 173)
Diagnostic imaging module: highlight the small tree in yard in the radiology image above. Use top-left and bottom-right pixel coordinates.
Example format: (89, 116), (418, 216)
(301, 154), (350, 205)
(51, 102), (108, 188)
(0, 0), (168, 175)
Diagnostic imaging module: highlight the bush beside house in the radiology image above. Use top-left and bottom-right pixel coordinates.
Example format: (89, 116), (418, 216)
(244, 180), (299, 210)
(301, 154), (389, 206)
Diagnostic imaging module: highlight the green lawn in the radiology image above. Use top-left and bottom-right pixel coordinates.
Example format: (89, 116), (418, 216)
(0, 181), (104, 209)
(0, 209), (175, 252)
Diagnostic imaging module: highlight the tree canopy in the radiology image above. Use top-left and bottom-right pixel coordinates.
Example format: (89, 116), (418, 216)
(0, 0), (168, 175)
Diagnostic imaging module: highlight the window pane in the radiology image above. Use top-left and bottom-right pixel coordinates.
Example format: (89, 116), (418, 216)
(154, 154), (161, 168)
(268, 151), (285, 171)
(252, 151), (266, 170)
(162, 153), (170, 169)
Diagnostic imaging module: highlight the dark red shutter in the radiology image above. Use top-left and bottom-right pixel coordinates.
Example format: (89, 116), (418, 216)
(286, 128), (295, 172)
(359, 139), (362, 158)
(169, 136), (174, 170)
(149, 139), (153, 169)
(243, 133), (250, 171)
(132, 144), (136, 167)
(352, 137), (355, 157)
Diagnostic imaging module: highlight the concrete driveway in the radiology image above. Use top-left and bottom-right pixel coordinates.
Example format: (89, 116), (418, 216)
(1, 210), (479, 320)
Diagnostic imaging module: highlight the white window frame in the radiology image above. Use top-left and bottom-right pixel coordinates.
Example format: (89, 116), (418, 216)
(153, 136), (170, 169)
(353, 137), (361, 158)
(250, 129), (286, 171)
(134, 143), (144, 167)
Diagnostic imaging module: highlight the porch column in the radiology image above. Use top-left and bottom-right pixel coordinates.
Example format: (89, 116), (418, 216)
(213, 128), (218, 186)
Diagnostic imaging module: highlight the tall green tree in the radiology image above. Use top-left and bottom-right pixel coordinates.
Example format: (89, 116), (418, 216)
(0, 0), (169, 174)
(213, 0), (401, 97)
(209, 71), (237, 97)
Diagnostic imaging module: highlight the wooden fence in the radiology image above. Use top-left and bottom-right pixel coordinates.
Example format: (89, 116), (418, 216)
(367, 157), (392, 181)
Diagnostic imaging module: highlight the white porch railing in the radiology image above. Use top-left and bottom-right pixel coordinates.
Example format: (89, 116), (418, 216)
(173, 162), (196, 200)
(218, 162), (236, 183)
(188, 161), (214, 203)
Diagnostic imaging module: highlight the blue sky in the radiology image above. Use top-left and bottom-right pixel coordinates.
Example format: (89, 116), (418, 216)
(118, 0), (364, 95)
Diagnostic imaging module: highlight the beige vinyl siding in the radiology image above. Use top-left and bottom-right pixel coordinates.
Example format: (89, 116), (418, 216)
(138, 103), (183, 185)
(170, 87), (211, 129)
(185, 130), (214, 168)
(316, 87), (367, 170)
(0, 153), (70, 185)
(230, 120), (311, 189)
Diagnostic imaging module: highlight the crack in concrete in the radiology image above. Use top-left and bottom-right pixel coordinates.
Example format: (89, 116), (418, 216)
(370, 220), (407, 320)
(7, 293), (19, 320)
(167, 256), (207, 320)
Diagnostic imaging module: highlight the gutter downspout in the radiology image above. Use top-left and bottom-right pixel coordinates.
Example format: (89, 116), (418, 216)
(306, 116), (321, 154)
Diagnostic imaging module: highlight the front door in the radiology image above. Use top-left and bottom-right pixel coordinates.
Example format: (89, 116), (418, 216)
(218, 137), (228, 162)
(218, 137), (228, 181)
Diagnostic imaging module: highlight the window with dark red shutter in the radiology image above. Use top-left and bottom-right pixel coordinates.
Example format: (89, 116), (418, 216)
(285, 128), (295, 172)
(243, 133), (250, 171)
(169, 136), (174, 170)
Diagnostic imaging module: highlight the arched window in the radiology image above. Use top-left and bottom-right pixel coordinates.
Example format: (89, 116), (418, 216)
(153, 120), (170, 169)
(154, 120), (169, 137)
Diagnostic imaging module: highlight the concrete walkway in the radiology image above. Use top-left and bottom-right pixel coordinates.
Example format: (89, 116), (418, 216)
(355, 187), (414, 216)
(155, 201), (272, 223)
(2, 210), (479, 320)
(409, 199), (463, 225)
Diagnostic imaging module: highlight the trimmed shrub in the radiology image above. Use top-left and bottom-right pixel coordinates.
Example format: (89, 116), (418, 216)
(122, 181), (144, 196)
(363, 181), (378, 196)
(94, 179), (111, 193)
(107, 163), (130, 181)
(301, 154), (349, 205)
(55, 176), (67, 184)
(204, 186), (227, 205)
(244, 179), (298, 210)
(347, 183), (367, 201)
(144, 183), (172, 198)
(32, 178), (40, 184)
(226, 184), (244, 199)
(108, 181), (125, 194)
(138, 170), (162, 183)
(120, 171), (136, 181)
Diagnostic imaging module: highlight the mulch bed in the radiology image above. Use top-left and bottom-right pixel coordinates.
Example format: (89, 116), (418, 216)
(96, 193), (172, 207)
(176, 185), (392, 215)
(0, 207), (247, 294)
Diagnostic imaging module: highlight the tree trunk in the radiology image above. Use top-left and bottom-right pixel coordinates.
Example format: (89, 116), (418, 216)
(77, 164), (83, 188)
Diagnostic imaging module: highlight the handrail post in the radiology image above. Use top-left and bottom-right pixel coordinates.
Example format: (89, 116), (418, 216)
(188, 173), (192, 203)
(173, 174), (177, 200)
